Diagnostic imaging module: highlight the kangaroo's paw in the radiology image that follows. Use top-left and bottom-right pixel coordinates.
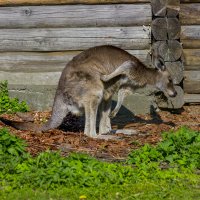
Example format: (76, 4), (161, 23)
(109, 111), (117, 119)
(100, 74), (110, 82)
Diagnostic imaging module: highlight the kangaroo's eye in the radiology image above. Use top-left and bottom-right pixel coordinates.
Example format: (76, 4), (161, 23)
(169, 78), (173, 83)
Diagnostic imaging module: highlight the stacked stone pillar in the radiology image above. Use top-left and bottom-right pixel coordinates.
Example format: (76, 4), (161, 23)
(151, 0), (184, 109)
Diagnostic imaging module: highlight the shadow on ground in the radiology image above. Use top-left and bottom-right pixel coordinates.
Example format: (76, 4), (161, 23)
(59, 101), (177, 132)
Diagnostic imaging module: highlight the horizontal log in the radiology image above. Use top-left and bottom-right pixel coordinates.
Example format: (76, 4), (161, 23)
(165, 62), (183, 84)
(181, 26), (200, 48)
(0, 27), (151, 52)
(8, 84), (57, 111)
(184, 94), (200, 103)
(183, 49), (200, 66)
(151, 0), (180, 17)
(180, 4), (200, 25)
(181, 40), (200, 49)
(184, 71), (200, 93)
(184, 65), (200, 70)
(152, 18), (180, 40)
(152, 40), (182, 61)
(0, 50), (150, 72)
(0, 4), (151, 28)
(0, 0), (150, 5)
(181, 0), (200, 3)
(0, 71), (61, 86)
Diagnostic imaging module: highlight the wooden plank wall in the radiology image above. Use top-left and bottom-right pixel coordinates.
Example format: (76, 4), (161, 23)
(180, 0), (200, 103)
(0, 1), (151, 110)
(151, 0), (184, 109)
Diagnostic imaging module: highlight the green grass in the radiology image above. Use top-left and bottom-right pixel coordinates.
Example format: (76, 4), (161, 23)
(0, 81), (29, 114)
(0, 127), (200, 200)
(1, 182), (200, 200)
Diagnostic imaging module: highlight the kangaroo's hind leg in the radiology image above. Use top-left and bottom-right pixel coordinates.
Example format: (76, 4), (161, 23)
(84, 93), (103, 137)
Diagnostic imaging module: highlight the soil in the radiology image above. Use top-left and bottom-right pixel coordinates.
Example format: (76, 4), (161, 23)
(0, 105), (199, 161)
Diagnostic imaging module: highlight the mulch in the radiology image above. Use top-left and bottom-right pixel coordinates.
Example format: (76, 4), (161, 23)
(0, 105), (199, 161)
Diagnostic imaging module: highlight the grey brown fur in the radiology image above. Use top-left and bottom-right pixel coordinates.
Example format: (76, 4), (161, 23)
(0, 45), (177, 137)
(102, 51), (177, 118)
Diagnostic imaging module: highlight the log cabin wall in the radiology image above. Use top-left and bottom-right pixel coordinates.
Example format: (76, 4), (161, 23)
(1, 0), (198, 114)
(151, 0), (184, 109)
(0, 0), (153, 114)
(180, 0), (200, 103)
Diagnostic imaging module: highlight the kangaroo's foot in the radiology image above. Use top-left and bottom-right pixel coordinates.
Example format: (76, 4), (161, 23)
(110, 129), (138, 135)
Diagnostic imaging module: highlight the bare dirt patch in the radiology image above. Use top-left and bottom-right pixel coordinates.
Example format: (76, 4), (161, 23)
(0, 105), (199, 161)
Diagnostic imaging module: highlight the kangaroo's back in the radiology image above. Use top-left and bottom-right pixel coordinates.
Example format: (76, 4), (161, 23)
(69, 45), (140, 75)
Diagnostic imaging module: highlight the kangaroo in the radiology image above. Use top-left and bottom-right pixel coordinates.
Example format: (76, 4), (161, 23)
(102, 54), (177, 118)
(0, 45), (177, 138)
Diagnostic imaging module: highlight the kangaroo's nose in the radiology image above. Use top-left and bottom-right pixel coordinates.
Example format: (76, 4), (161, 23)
(169, 91), (177, 97)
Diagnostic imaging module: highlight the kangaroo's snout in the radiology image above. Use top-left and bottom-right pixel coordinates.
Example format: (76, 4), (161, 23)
(168, 90), (177, 98)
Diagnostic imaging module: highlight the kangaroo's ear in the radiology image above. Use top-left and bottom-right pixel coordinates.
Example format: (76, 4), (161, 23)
(154, 56), (166, 71)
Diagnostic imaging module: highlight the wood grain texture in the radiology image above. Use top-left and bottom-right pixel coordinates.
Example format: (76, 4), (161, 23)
(0, 71), (61, 86)
(0, 50), (150, 72)
(184, 94), (200, 103)
(181, 0), (200, 3)
(0, 4), (151, 28)
(151, 0), (180, 17)
(152, 18), (180, 40)
(0, 27), (151, 51)
(184, 71), (200, 93)
(180, 3), (200, 25)
(151, 18), (167, 40)
(0, 0), (150, 5)
(181, 26), (200, 48)
(152, 40), (182, 61)
(183, 49), (200, 66)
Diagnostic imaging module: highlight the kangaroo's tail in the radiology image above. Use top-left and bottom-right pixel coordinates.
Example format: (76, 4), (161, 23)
(0, 93), (69, 132)
(0, 117), (42, 132)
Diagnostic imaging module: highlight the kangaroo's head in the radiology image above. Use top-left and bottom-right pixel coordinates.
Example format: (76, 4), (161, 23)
(153, 56), (177, 98)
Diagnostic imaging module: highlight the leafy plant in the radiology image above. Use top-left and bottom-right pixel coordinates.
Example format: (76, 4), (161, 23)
(0, 127), (200, 199)
(128, 127), (200, 170)
(0, 81), (29, 114)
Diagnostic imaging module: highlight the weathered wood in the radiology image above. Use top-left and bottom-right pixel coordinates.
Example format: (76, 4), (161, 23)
(0, 0), (150, 5)
(152, 18), (180, 40)
(165, 62), (183, 84)
(152, 41), (182, 61)
(167, 18), (181, 39)
(182, 41), (200, 49)
(0, 50), (150, 72)
(8, 84), (57, 111)
(152, 18), (167, 40)
(0, 71), (61, 86)
(0, 4), (151, 28)
(183, 49), (200, 66)
(180, 4), (200, 25)
(151, 0), (180, 17)
(184, 65), (200, 70)
(184, 94), (200, 103)
(156, 86), (184, 108)
(184, 71), (200, 93)
(181, 0), (200, 3)
(181, 26), (200, 48)
(0, 27), (150, 52)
